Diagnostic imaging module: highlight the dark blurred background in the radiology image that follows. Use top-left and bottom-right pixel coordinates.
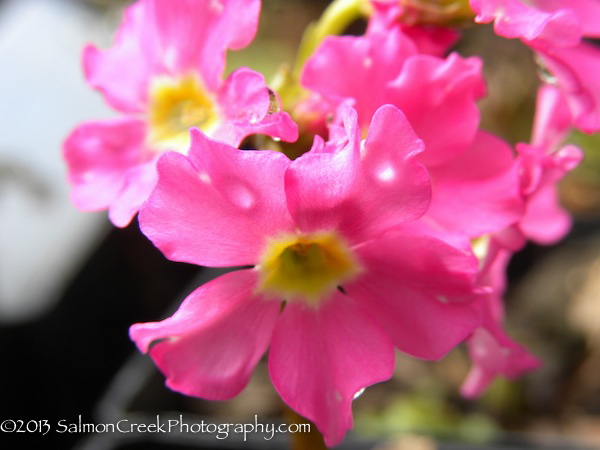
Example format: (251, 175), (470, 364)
(1, 0), (600, 449)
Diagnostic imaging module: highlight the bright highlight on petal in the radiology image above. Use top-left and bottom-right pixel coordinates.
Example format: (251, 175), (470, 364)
(148, 73), (219, 151)
(257, 232), (362, 306)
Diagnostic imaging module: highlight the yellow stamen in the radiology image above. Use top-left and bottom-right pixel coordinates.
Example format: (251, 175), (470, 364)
(147, 73), (219, 152)
(257, 231), (362, 307)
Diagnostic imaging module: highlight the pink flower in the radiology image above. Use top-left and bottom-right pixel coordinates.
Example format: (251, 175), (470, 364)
(461, 245), (541, 398)
(301, 22), (524, 237)
(536, 41), (600, 133)
(130, 105), (484, 446)
(461, 325), (542, 398)
(64, 0), (298, 227)
(460, 87), (581, 397)
(516, 85), (583, 245)
(470, 0), (582, 47)
(469, 0), (600, 132)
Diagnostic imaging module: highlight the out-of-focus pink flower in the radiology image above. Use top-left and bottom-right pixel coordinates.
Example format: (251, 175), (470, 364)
(461, 324), (542, 398)
(516, 85), (583, 244)
(301, 21), (524, 237)
(130, 105), (484, 446)
(470, 0), (582, 47)
(536, 42), (600, 133)
(461, 245), (541, 398)
(470, 0), (600, 132)
(64, 0), (298, 227)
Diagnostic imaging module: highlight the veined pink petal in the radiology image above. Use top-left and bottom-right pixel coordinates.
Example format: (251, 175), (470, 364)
(213, 68), (298, 146)
(386, 53), (486, 166)
(63, 117), (155, 227)
(130, 270), (280, 400)
(470, 0), (581, 48)
(532, 0), (600, 37)
(426, 131), (524, 236)
(537, 41), (600, 133)
(268, 293), (394, 447)
(139, 131), (294, 267)
(346, 230), (483, 360)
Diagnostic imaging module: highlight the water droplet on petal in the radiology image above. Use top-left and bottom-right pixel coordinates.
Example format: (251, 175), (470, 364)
(364, 57), (373, 68)
(267, 88), (281, 114)
(198, 172), (211, 184)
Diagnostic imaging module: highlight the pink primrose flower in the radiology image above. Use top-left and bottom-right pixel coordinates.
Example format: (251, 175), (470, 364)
(469, 0), (600, 132)
(130, 105), (484, 446)
(461, 244), (541, 398)
(536, 41), (600, 133)
(516, 85), (583, 245)
(64, 0), (298, 227)
(301, 22), (524, 237)
(460, 86), (581, 396)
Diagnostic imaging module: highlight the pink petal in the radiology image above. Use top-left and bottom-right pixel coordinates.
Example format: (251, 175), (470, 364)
(84, 0), (261, 113)
(108, 160), (158, 227)
(284, 106), (362, 236)
(369, 0), (460, 55)
(426, 131), (524, 236)
(346, 230), (483, 360)
(63, 117), (155, 227)
(150, 0), (261, 90)
(470, 0), (581, 48)
(537, 41), (600, 133)
(387, 53), (486, 166)
(300, 28), (417, 130)
(347, 105), (431, 240)
(83, 1), (157, 113)
(532, 0), (600, 37)
(461, 327), (541, 398)
(139, 131), (294, 267)
(285, 105), (431, 243)
(400, 25), (461, 56)
(519, 184), (571, 244)
(130, 270), (279, 400)
(268, 293), (394, 447)
(213, 68), (298, 146)
(531, 84), (573, 148)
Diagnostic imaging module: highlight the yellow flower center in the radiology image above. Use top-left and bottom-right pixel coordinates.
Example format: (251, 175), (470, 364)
(147, 73), (219, 152)
(257, 232), (362, 306)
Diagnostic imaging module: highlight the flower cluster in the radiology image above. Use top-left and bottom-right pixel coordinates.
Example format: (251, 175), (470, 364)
(64, 0), (592, 446)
